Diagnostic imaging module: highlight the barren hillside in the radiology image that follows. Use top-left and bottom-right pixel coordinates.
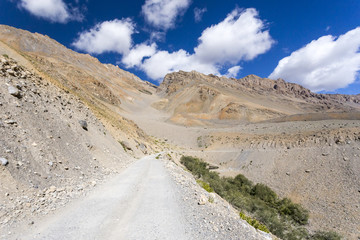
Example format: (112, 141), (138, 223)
(155, 70), (360, 126)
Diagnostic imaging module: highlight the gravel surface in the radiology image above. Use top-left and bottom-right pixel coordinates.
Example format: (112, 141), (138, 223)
(7, 154), (272, 240)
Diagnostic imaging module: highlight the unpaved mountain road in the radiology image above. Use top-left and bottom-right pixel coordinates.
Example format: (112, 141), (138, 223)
(14, 155), (187, 240)
(9, 154), (271, 240)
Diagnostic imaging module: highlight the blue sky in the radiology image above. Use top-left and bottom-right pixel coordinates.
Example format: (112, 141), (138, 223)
(0, 0), (359, 94)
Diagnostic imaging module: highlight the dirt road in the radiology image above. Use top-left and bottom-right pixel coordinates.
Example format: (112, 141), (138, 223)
(14, 155), (188, 240)
(8, 154), (271, 240)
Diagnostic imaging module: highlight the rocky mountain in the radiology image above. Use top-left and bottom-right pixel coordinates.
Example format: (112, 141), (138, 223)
(156, 70), (360, 126)
(0, 24), (156, 147)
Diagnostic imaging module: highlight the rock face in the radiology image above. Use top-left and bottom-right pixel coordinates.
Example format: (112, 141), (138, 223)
(156, 71), (360, 126)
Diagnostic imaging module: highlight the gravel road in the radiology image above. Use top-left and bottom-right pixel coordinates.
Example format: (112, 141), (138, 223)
(10, 154), (272, 240)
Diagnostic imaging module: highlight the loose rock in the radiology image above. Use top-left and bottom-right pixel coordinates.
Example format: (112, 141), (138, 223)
(0, 157), (9, 166)
(8, 85), (21, 98)
(79, 120), (88, 130)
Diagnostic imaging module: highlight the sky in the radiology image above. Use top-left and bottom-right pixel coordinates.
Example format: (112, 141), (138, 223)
(0, 0), (359, 94)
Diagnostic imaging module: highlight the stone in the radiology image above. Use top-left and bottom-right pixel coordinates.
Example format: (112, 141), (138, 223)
(0, 158), (9, 166)
(79, 120), (88, 130)
(198, 194), (207, 205)
(121, 141), (132, 151)
(8, 85), (21, 98)
(139, 143), (147, 153)
(47, 186), (57, 194)
(5, 119), (17, 125)
(6, 69), (16, 76)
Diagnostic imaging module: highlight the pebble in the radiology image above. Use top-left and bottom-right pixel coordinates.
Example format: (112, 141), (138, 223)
(79, 120), (88, 130)
(0, 157), (9, 166)
(8, 85), (21, 98)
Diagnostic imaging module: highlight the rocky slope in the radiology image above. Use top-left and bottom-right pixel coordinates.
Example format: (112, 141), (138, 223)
(155, 70), (360, 126)
(0, 24), (157, 153)
(0, 55), (139, 233)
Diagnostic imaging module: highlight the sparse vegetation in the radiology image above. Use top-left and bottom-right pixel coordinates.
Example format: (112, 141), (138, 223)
(240, 212), (269, 233)
(196, 179), (213, 192)
(2, 54), (9, 58)
(311, 231), (341, 240)
(180, 156), (341, 239)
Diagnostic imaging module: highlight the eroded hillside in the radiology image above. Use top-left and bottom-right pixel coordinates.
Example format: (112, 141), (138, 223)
(155, 70), (360, 126)
(0, 25), (157, 153)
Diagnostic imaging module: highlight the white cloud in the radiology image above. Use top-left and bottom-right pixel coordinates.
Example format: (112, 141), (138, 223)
(72, 19), (135, 55)
(269, 27), (360, 92)
(122, 43), (157, 68)
(195, 8), (274, 65)
(137, 8), (273, 81)
(194, 7), (207, 22)
(18, 0), (83, 23)
(225, 66), (242, 78)
(141, 0), (191, 30)
(140, 50), (218, 81)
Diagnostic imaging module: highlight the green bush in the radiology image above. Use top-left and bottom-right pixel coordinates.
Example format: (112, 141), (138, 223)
(251, 183), (278, 206)
(180, 156), (338, 239)
(311, 231), (341, 240)
(180, 156), (208, 178)
(278, 198), (309, 225)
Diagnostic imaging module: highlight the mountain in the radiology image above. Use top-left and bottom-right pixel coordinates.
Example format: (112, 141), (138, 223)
(155, 70), (360, 126)
(0, 24), (156, 148)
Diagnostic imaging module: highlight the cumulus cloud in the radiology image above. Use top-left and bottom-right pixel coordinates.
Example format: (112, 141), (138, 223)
(225, 66), (242, 78)
(195, 8), (274, 65)
(72, 19), (135, 55)
(135, 8), (273, 81)
(140, 49), (218, 80)
(269, 27), (360, 92)
(194, 7), (207, 22)
(141, 0), (191, 30)
(122, 43), (157, 68)
(18, 0), (83, 23)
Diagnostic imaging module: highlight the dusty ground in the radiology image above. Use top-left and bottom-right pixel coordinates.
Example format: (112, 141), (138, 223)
(123, 92), (360, 239)
(5, 154), (272, 240)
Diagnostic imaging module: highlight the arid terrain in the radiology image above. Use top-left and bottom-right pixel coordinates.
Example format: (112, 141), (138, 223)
(1, 25), (359, 239)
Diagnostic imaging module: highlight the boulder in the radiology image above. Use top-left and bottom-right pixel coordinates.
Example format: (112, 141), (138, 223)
(8, 85), (21, 98)
(79, 120), (88, 130)
(139, 143), (147, 153)
(121, 141), (132, 151)
(198, 194), (207, 205)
